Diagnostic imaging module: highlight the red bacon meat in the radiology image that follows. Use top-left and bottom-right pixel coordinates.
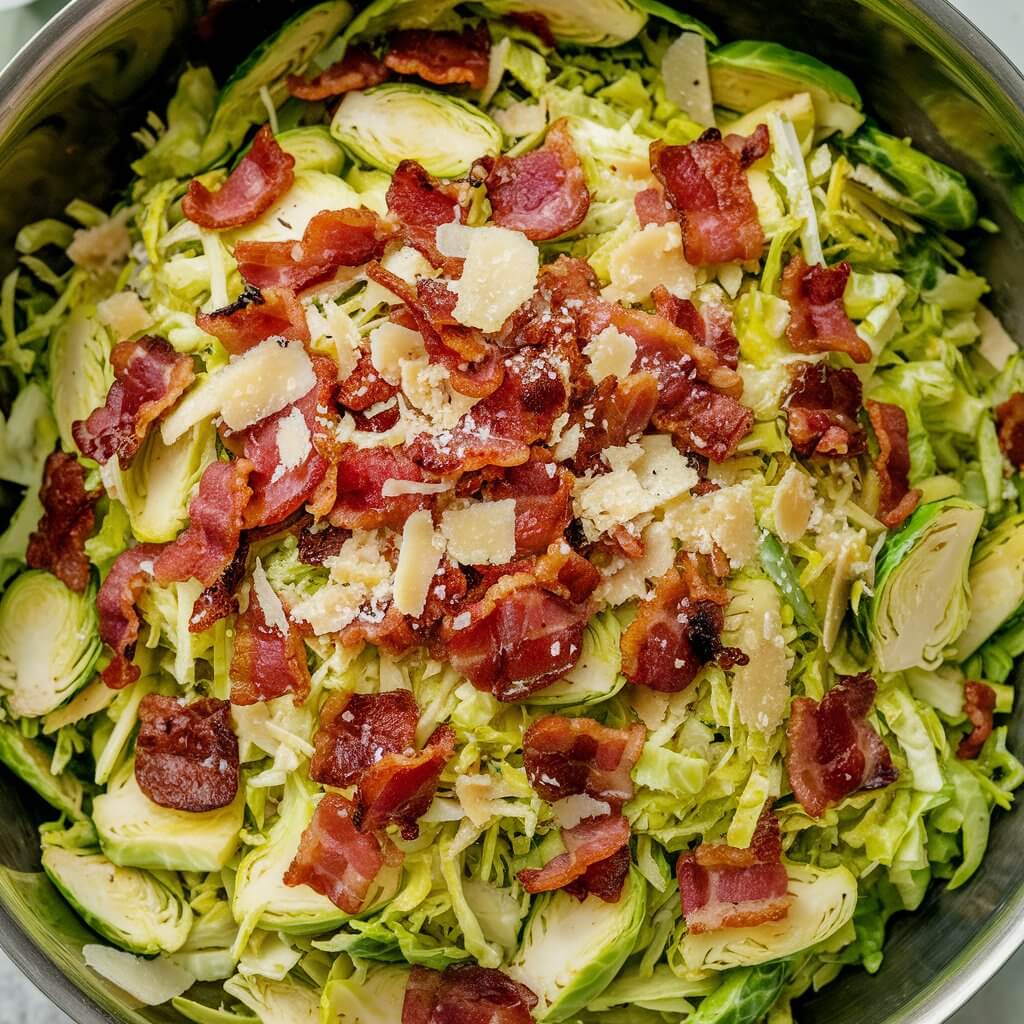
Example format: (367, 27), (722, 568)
(651, 284), (739, 369)
(26, 451), (100, 594)
(384, 25), (491, 90)
(97, 544), (164, 688)
(72, 337), (195, 469)
(196, 286), (309, 352)
(866, 400), (921, 528)
(385, 160), (465, 273)
(958, 680), (996, 760)
(484, 454), (573, 556)
(189, 536), (250, 633)
(287, 46), (391, 100)
(996, 392), (1024, 469)
(785, 362), (866, 459)
(402, 965), (538, 1024)
(328, 445), (436, 531)
(134, 694), (239, 812)
(787, 672), (898, 817)
(182, 125), (295, 230)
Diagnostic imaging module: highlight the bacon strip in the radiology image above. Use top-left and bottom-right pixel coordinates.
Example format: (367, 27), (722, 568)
(781, 254), (871, 364)
(72, 337), (195, 469)
(996, 392), (1024, 469)
(287, 46), (391, 100)
(135, 695), (239, 812)
(182, 125), (295, 230)
(197, 286), (309, 352)
(234, 208), (392, 292)
(866, 400), (921, 528)
(402, 965), (538, 1024)
(517, 814), (630, 898)
(523, 716), (645, 810)
(229, 582), (311, 705)
(785, 362), (866, 459)
(569, 373), (659, 476)
(329, 445), (435, 531)
(356, 725), (456, 840)
(384, 25), (491, 90)
(385, 161), (464, 273)
(621, 554), (747, 692)
(634, 187), (672, 227)
(26, 451), (100, 593)
(787, 672), (898, 817)
(481, 119), (591, 241)
(284, 793), (401, 914)
(153, 459), (253, 588)
(298, 522), (349, 565)
(652, 285), (739, 370)
(958, 681), (996, 760)
(189, 536), (250, 633)
(484, 454), (573, 557)
(311, 690), (419, 788)
(677, 809), (790, 933)
(650, 126), (768, 266)
(97, 544), (164, 688)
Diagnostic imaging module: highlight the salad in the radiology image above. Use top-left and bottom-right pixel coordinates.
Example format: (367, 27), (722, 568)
(1, 0), (1023, 1021)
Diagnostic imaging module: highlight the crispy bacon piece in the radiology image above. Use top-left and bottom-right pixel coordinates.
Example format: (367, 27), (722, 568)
(97, 545), (163, 688)
(134, 695), (239, 812)
(569, 373), (659, 476)
(634, 186), (672, 227)
(26, 451), (100, 593)
(652, 285), (739, 369)
(564, 843), (631, 902)
(787, 672), (898, 817)
(484, 454), (573, 556)
(153, 459), (253, 588)
(286, 46), (391, 100)
(196, 286), (309, 352)
(621, 554), (747, 692)
(996, 392), (1024, 469)
(182, 124), (295, 230)
(298, 522), (349, 565)
(866, 400), (921, 528)
(781, 254), (870, 364)
(523, 716), (645, 810)
(677, 809), (790, 933)
(384, 25), (490, 89)
(356, 725), (456, 840)
(785, 362), (866, 459)
(329, 445), (435, 530)
(652, 385), (754, 464)
(650, 125), (768, 266)
(337, 352), (399, 413)
(310, 690), (419, 788)
(446, 574), (590, 702)
(189, 536), (250, 633)
(284, 793), (401, 914)
(236, 355), (338, 529)
(517, 814), (630, 898)
(481, 119), (591, 241)
(72, 337), (195, 469)
(229, 583), (311, 705)
(385, 161), (464, 273)
(402, 965), (538, 1024)
(958, 681), (996, 760)
(234, 208), (392, 292)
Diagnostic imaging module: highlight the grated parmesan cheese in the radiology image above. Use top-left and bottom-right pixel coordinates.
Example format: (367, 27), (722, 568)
(583, 325), (637, 382)
(370, 322), (426, 385)
(162, 339), (315, 443)
(661, 32), (714, 127)
(437, 223), (539, 332)
(393, 509), (444, 617)
(400, 358), (480, 431)
(602, 222), (697, 304)
(662, 482), (758, 568)
(96, 291), (153, 340)
(440, 499), (517, 565)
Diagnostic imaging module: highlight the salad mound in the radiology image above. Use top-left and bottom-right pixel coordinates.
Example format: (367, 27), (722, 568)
(1, 1), (1023, 1022)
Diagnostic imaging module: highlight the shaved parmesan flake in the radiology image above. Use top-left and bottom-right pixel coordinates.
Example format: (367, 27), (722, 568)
(306, 300), (361, 380)
(96, 291), (153, 340)
(574, 435), (698, 541)
(772, 466), (815, 543)
(66, 211), (131, 273)
(602, 222), (697, 304)
(83, 945), (194, 1005)
(440, 499), (517, 565)
(438, 224), (539, 332)
(553, 423), (582, 462)
(662, 33), (714, 127)
(381, 478), (452, 498)
(596, 521), (676, 605)
(162, 340), (315, 442)
(370, 322), (426, 385)
(252, 558), (289, 635)
(400, 358), (479, 431)
(552, 794), (612, 829)
(977, 306), (1018, 371)
(663, 483), (757, 568)
(274, 407), (312, 471)
(493, 100), (548, 138)
(362, 245), (438, 309)
(394, 509), (444, 616)
(583, 325), (637, 382)
(455, 772), (525, 829)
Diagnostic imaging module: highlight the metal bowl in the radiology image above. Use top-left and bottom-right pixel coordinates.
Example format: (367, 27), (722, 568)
(1, 1), (1023, 1021)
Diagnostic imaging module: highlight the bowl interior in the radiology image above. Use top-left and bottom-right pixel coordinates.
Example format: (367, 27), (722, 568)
(1, 1), (1024, 1022)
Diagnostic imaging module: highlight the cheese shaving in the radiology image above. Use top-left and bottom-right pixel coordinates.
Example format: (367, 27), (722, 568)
(440, 499), (517, 565)
(394, 509), (444, 617)
(370, 322), (426, 385)
(583, 325), (637, 382)
(602, 222), (697, 304)
(251, 558), (289, 635)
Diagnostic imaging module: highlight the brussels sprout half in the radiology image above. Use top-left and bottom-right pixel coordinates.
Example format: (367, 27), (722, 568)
(837, 123), (978, 230)
(42, 844), (193, 955)
(480, 0), (648, 47)
(0, 571), (102, 719)
(681, 862), (857, 971)
(93, 763), (244, 872)
(49, 309), (113, 456)
(528, 610), (626, 706)
(954, 513), (1024, 660)
(507, 867), (647, 1021)
(223, 973), (321, 1024)
(0, 721), (88, 819)
(276, 126), (346, 175)
(0, 382), (60, 488)
(709, 40), (864, 139)
(320, 962), (410, 1023)
(858, 498), (984, 672)
(332, 84), (503, 179)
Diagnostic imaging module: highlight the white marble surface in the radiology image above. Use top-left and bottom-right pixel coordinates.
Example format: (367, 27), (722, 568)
(1, 0), (1024, 1021)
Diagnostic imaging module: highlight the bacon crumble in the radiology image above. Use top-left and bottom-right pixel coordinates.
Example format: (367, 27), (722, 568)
(197, 285), (309, 351)
(958, 681), (996, 760)
(97, 544), (164, 688)
(384, 25), (491, 90)
(286, 46), (391, 100)
(402, 965), (538, 1024)
(866, 400), (921, 528)
(785, 362), (866, 459)
(996, 392), (1024, 469)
